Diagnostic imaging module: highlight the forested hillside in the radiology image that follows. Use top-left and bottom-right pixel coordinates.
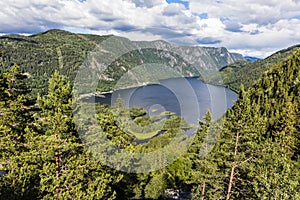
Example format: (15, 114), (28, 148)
(187, 47), (300, 199)
(204, 44), (300, 91)
(0, 29), (243, 95)
(0, 46), (299, 199)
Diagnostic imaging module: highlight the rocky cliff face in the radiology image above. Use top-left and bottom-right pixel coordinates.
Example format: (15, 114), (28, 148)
(149, 40), (244, 72)
(104, 37), (244, 74)
(92, 35), (244, 91)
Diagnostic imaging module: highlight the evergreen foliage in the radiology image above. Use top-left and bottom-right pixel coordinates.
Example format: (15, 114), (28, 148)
(0, 41), (300, 199)
(0, 70), (122, 199)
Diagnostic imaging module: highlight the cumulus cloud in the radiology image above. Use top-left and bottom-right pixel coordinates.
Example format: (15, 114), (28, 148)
(188, 0), (300, 57)
(0, 0), (300, 57)
(163, 3), (186, 16)
(220, 18), (300, 57)
(223, 20), (243, 32)
(128, 0), (165, 8)
(190, 0), (300, 25)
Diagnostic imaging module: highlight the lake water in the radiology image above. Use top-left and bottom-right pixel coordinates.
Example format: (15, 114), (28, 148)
(95, 77), (238, 125)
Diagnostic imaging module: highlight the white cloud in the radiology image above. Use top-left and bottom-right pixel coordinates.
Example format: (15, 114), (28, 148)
(163, 3), (186, 16)
(220, 18), (300, 57)
(0, 0), (300, 58)
(128, 0), (165, 8)
(188, 0), (300, 57)
(190, 0), (300, 25)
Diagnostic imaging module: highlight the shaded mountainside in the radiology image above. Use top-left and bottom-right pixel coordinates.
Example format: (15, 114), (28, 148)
(203, 44), (300, 91)
(0, 29), (243, 95)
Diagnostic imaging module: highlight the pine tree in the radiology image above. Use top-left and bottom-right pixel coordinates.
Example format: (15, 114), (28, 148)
(0, 64), (38, 199)
(144, 172), (168, 199)
(249, 94), (300, 199)
(0, 70), (124, 199)
(0, 64), (32, 156)
(207, 85), (266, 199)
(189, 111), (213, 200)
(246, 50), (300, 199)
(36, 70), (122, 199)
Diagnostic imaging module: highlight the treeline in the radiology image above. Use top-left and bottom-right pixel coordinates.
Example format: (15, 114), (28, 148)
(0, 49), (300, 199)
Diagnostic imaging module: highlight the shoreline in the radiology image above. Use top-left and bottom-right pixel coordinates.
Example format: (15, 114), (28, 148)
(79, 76), (238, 100)
(97, 76), (202, 95)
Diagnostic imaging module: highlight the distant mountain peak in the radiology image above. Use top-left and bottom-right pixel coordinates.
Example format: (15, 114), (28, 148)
(244, 56), (261, 62)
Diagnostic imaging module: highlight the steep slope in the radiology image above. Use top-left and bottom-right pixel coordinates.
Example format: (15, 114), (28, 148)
(204, 44), (300, 91)
(195, 48), (300, 199)
(168, 48), (300, 199)
(247, 48), (300, 135)
(0, 29), (243, 94)
(226, 47), (300, 199)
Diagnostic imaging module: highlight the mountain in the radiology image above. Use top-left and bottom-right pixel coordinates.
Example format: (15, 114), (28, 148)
(0, 29), (243, 94)
(244, 56), (261, 62)
(203, 44), (300, 91)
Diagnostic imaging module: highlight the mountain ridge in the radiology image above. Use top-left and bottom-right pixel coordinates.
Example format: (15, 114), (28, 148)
(0, 29), (244, 94)
(203, 44), (300, 91)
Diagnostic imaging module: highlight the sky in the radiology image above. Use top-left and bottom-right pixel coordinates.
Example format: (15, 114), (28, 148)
(1, 0), (300, 58)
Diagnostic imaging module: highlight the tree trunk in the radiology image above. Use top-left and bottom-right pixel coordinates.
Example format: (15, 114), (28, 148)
(55, 134), (60, 198)
(201, 181), (206, 200)
(226, 131), (239, 200)
(201, 156), (207, 200)
(55, 151), (60, 178)
(226, 166), (235, 200)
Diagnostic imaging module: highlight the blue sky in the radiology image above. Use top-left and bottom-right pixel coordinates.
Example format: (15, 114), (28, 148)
(1, 0), (300, 58)
(166, 0), (189, 9)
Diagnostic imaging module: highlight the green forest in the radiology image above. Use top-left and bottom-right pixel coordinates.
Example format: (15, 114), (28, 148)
(203, 44), (300, 92)
(1, 36), (300, 199)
